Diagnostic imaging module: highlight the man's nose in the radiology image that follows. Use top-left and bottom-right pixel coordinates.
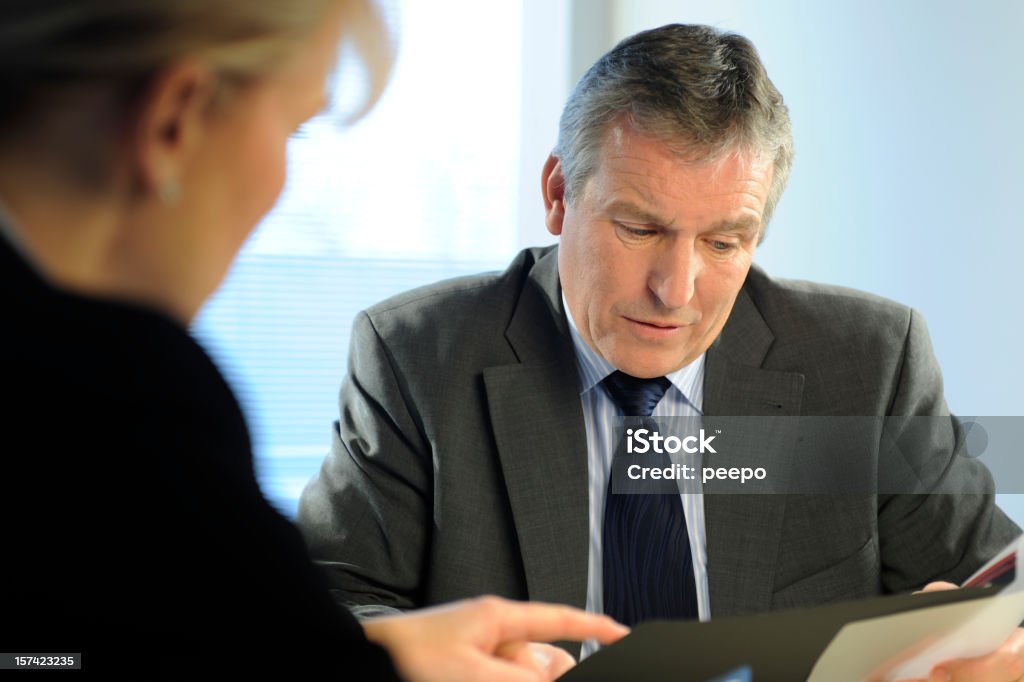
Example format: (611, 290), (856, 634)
(650, 240), (699, 309)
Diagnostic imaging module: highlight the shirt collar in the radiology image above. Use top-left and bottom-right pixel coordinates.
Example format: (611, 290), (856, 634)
(562, 292), (706, 406)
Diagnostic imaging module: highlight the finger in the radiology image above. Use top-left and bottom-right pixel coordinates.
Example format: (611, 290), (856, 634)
(494, 642), (576, 681)
(496, 641), (546, 675)
(933, 649), (1024, 682)
(930, 629), (1024, 682)
(1002, 628), (1024, 657)
(914, 582), (959, 595)
(464, 650), (548, 682)
(530, 643), (576, 679)
(484, 599), (630, 645)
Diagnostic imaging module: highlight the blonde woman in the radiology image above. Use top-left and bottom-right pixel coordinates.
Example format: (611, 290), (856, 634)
(0, 1), (625, 678)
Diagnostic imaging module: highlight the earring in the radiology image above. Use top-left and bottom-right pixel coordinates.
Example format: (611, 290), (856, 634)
(159, 180), (181, 205)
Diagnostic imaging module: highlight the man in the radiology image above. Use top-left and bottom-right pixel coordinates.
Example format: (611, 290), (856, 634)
(298, 23), (1020, 673)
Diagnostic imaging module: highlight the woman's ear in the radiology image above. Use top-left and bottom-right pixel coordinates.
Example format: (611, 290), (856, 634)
(128, 61), (216, 202)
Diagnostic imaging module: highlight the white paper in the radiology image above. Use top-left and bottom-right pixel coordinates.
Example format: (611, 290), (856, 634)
(807, 534), (1024, 682)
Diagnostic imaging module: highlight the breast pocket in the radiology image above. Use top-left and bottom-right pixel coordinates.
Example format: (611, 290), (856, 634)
(770, 535), (881, 610)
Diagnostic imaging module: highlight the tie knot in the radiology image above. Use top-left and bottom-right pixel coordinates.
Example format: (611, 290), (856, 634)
(601, 371), (671, 417)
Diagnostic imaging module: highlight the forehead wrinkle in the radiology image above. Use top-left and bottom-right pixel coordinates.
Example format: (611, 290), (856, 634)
(608, 166), (675, 210)
(590, 126), (771, 231)
(599, 147), (692, 211)
(603, 147), (725, 208)
(597, 162), (762, 231)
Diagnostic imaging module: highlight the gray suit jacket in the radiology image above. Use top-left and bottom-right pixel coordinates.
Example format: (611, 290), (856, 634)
(297, 246), (1018, 655)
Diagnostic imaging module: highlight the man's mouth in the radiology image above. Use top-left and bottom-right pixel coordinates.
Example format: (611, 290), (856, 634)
(624, 316), (684, 331)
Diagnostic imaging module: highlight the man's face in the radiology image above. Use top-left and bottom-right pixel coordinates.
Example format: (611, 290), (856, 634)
(543, 126), (773, 378)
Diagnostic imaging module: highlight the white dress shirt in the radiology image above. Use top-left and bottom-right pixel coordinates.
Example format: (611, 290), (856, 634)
(562, 297), (711, 658)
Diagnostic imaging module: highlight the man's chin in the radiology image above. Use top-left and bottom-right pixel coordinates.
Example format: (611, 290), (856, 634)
(604, 352), (693, 379)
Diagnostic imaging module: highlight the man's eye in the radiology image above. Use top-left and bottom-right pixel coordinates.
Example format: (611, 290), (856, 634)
(708, 236), (741, 251)
(617, 224), (657, 239)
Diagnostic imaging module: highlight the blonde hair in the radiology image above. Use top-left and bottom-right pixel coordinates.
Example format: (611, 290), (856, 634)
(0, 0), (391, 132)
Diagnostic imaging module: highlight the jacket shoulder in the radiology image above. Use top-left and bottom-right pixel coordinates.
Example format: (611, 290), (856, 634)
(362, 246), (552, 346)
(745, 265), (914, 352)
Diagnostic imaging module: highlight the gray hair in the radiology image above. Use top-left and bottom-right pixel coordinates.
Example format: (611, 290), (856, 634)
(0, 0), (391, 137)
(554, 24), (793, 237)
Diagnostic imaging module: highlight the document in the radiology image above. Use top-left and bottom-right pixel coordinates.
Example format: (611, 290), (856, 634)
(560, 535), (1024, 682)
(810, 534), (1024, 681)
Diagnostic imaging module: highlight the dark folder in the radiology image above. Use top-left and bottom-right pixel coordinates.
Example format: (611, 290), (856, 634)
(559, 586), (1000, 682)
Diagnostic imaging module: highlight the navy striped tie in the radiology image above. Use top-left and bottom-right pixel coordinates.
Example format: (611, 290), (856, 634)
(601, 370), (698, 626)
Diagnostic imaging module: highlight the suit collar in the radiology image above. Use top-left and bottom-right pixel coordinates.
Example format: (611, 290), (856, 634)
(704, 267), (804, 416)
(703, 264), (805, 617)
(504, 245), (569, 364)
(483, 247), (591, 634)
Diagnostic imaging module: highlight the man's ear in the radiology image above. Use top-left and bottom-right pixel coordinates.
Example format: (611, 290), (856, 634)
(128, 61), (216, 199)
(541, 154), (567, 236)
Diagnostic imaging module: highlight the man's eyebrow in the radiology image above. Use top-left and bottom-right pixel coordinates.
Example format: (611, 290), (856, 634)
(602, 199), (672, 226)
(704, 217), (762, 235)
(603, 200), (762, 235)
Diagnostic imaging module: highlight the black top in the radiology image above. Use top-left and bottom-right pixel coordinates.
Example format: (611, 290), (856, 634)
(0, 231), (401, 679)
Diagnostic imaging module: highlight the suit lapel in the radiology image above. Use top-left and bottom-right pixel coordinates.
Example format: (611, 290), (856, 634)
(483, 249), (590, 611)
(703, 278), (806, 616)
